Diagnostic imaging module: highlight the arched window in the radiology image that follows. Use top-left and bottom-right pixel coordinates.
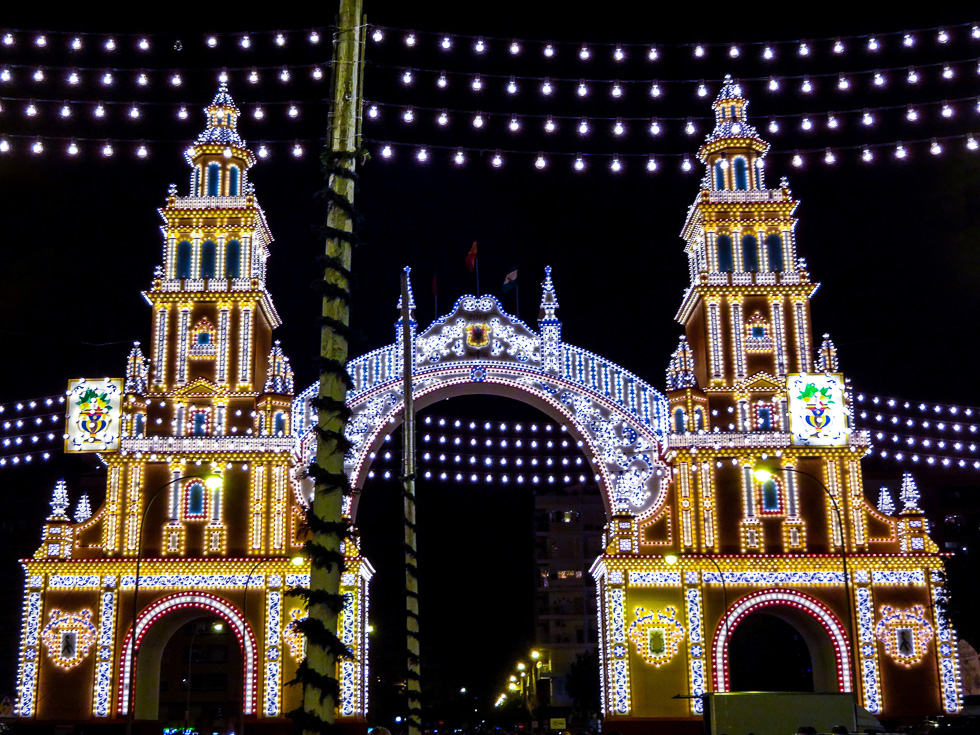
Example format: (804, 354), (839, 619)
(134, 413), (145, 436)
(186, 482), (205, 517)
(274, 412), (286, 436)
(192, 167), (201, 196)
(742, 235), (759, 272)
(674, 407), (686, 433)
(761, 479), (780, 512)
(767, 234), (784, 272)
(200, 240), (216, 279)
(733, 157), (749, 190)
(757, 406), (773, 431)
(225, 240), (242, 278)
(175, 241), (192, 279)
(192, 411), (208, 436)
(206, 162), (221, 196)
(228, 166), (240, 196)
(717, 235), (734, 273)
(714, 161), (726, 190)
(695, 408), (705, 431)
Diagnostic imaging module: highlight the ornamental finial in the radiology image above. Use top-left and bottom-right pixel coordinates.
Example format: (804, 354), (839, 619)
(397, 265), (416, 312)
(49, 480), (70, 520)
(538, 266), (559, 322)
(900, 472), (921, 512)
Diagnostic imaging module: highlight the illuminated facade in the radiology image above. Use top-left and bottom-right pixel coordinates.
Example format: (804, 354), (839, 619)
(16, 85), (372, 727)
(590, 76), (957, 729)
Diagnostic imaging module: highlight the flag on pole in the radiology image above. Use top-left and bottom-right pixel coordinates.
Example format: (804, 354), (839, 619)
(502, 269), (518, 293)
(465, 242), (478, 272)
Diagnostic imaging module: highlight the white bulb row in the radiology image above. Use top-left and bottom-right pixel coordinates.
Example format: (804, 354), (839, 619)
(0, 451), (52, 467)
(0, 135), (312, 159)
(0, 431), (59, 450)
(370, 23), (980, 59)
(0, 98), (323, 122)
(421, 415), (564, 432)
(0, 412), (61, 435)
(374, 135), (980, 170)
(855, 392), (978, 416)
(871, 431), (977, 452)
(859, 411), (977, 432)
(0, 29), (326, 52)
(876, 450), (980, 471)
(0, 64), (329, 88)
(367, 468), (595, 485)
(390, 62), (980, 98)
(0, 395), (64, 413)
(368, 97), (979, 135)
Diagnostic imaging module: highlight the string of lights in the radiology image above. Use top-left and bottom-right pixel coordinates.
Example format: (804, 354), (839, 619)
(0, 29), (332, 52)
(0, 394), (64, 414)
(855, 392), (979, 414)
(1, 413), (62, 435)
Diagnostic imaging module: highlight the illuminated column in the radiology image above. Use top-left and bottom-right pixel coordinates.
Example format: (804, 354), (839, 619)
(930, 572), (962, 714)
(847, 460), (868, 549)
(238, 306), (253, 386)
(729, 297), (746, 380)
(698, 461), (717, 551)
(271, 464), (286, 551)
(706, 231), (718, 271)
(732, 230), (743, 271)
(16, 581), (43, 717)
(216, 306), (231, 385)
(175, 306), (191, 385)
(676, 463), (694, 549)
(264, 577), (284, 716)
(706, 298), (725, 383)
(92, 585), (117, 717)
(163, 464), (186, 556)
(792, 299), (812, 372)
(103, 465), (122, 553)
(152, 307), (169, 386)
(124, 464), (143, 555)
(770, 296), (788, 376)
(215, 235), (226, 278)
(781, 462), (806, 550)
(683, 577), (706, 714)
(602, 572), (631, 716)
(739, 463), (761, 551)
(824, 460), (844, 549)
(250, 464), (266, 553)
(853, 574), (882, 715)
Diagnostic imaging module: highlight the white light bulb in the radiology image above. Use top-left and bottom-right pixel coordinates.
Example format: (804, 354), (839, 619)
(405, 33), (416, 47)
(681, 157), (692, 171)
(685, 119), (695, 135)
(32, 68), (44, 82)
(506, 77), (517, 94)
(2, 34), (12, 46)
(441, 36), (451, 49)
(0, 68), (10, 82)
(768, 118), (779, 133)
(417, 147), (428, 162)
(904, 33), (915, 47)
(472, 113), (484, 128)
(402, 108), (414, 123)
(256, 145), (269, 159)
(613, 119), (625, 136)
(867, 36), (879, 51)
(646, 45), (658, 60)
(768, 77), (779, 91)
(611, 82), (622, 98)
(275, 32), (286, 47)
(792, 152), (803, 167)
(968, 136), (979, 151)
(137, 72), (148, 86)
(943, 65), (953, 80)
(544, 43), (555, 57)
(171, 73), (182, 86)
(906, 106), (918, 121)
(437, 110), (448, 126)
(646, 157), (657, 171)
(578, 119), (589, 135)
(129, 104), (140, 119)
(763, 46), (774, 60)
(0, 138), (8, 153)
(541, 79), (553, 95)
(247, 68), (259, 84)
(838, 75), (849, 90)
(650, 82), (661, 97)
(471, 75), (482, 91)
(222, 146), (232, 158)
(492, 151), (503, 167)
(579, 45), (590, 60)
(697, 83), (707, 97)
(292, 143), (303, 157)
(68, 141), (79, 156)
(610, 157), (622, 172)
(508, 117), (520, 132)
(454, 148), (465, 165)
(474, 38), (486, 53)
(35, 35), (46, 47)
(726, 45), (738, 58)
(577, 81), (588, 97)
(102, 142), (113, 157)
(288, 104), (299, 118)
(799, 41), (809, 56)
(930, 139), (942, 155)
(437, 72), (447, 88)
(535, 154), (546, 169)
(974, 25), (980, 39)
(60, 104), (71, 118)
(862, 110), (874, 126)
(938, 28), (949, 44)
(25, 102), (37, 117)
(509, 41), (520, 55)
(613, 46), (625, 61)
(372, 28), (383, 42)
(942, 103), (953, 118)
(178, 106), (189, 119)
(895, 143), (907, 159)
(862, 147), (873, 162)
(827, 114), (838, 129)
(207, 36), (218, 48)
(694, 44), (704, 57)
(824, 149), (836, 164)
(833, 39), (844, 54)
(874, 71), (885, 86)
(907, 67), (918, 84)
(279, 67), (290, 83)
(801, 77), (812, 93)
(253, 106), (264, 119)
(544, 117), (555, 133)
(649, 119), (661, 135)
(801, 117), (812, 131)
(240, 35), (251, 49)
(102, 72), (113, 86)
(574, 156), (585, 171)
(309, 30), (320, 44)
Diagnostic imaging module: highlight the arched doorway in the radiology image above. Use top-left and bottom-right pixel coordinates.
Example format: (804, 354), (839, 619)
(727, 613), (814, 691)
(118, 592), (258, 721)
(712, 589), (853, 694)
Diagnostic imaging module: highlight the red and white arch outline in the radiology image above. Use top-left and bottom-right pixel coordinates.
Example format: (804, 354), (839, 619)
(116, 592), (258, 716)
(711, 588), (852, 693)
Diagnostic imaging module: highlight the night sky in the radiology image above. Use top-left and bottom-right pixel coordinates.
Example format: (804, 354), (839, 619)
(0, 3), (978, 718)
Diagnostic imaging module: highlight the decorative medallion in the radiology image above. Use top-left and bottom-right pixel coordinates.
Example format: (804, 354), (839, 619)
(65, 379), (123, 453)
(41, 609), (97, 670)
(787, 373), (849, 446)
(875, 604), (934, 666)
(465, 322), (491, 348)
(283, 608), (307, 660)
(627, 606), (685, 667)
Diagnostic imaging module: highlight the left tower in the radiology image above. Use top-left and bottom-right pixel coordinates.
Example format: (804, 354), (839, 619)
(16, 84), (373, 728)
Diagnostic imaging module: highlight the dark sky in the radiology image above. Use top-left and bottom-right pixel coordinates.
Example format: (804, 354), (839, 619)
(0, 2), (978, 716)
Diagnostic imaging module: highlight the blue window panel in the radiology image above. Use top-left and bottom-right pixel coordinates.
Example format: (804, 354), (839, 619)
(717, 235), (733, 273)
(175, 241), (192, 279)
(757, 407), (773, 431)
(751, 326), (766, 339)
(695, 409), (705, 431)
(714, 161), (725, 190)
(226, 240), (242, 278)
(742, 235), (759, 272)
(206, 163), (221, 196)
(200, 240), (216, 278)
(733, 158), (749, 190)
(761, 479), (779, 511)
(197, 332), (211, 345)
(674, 408), (686, 433)
(192, 413), (207, 436)
(134, 414), (145, 436)
(767, 234), (784, 272)
(229, 167), (239, 196)
(274, 413), (286, 436)
(187, 483), (205, 515)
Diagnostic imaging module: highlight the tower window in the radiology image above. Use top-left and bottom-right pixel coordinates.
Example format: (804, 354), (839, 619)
(206, 162), (221, 197)
(714, 161), (725, 190)
(191, 410), (209, 436)
(226, 240), (242, 278)
(175, 241), (192, 279)
(229, 166), (240, 196)
(185, 481), (206, 517)
(192, 167), (201, 196)
(733, 157), (749, 190)
(695, 408), (705, 431)
(673, 407), (686, 433)
(200, 240), (216, 278)
(717, 235), (733, 273)
(756, 406), (773, 431)
(274, 412), (287, 436)
(767, 234), (784, 272)
(742, 234), (759, 272)
(134, 413), (145, 437)
(760, 479), (780, 512)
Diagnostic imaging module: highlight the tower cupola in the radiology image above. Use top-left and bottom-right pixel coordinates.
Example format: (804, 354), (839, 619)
(184, 83), (256, 197)
(699, 75), (769, 191)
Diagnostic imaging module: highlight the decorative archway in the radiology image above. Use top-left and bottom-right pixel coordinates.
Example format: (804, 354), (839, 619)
(712, 589), (853, 694)
(293, 267), (671, 520)
(117, 592), (258, 718)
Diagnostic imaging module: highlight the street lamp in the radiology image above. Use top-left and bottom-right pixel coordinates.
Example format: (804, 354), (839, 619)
(239, 553), (304, 735)
(753, 465), (858, 718)
(127, 472), (222, 735)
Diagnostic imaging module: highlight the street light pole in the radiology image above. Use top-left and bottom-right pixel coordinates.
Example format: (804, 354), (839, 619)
(125, 473), (221, 735)
(753, 465), (859, 726)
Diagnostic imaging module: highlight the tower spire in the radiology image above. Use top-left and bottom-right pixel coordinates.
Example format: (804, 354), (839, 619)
(538, 265), (559, 321)
(184, 82), (256, 197)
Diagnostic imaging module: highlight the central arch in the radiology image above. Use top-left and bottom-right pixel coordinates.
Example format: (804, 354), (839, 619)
(117, 592), (258, 719)
(294, 268), (671, 521)
(712, 589), (853, 694)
